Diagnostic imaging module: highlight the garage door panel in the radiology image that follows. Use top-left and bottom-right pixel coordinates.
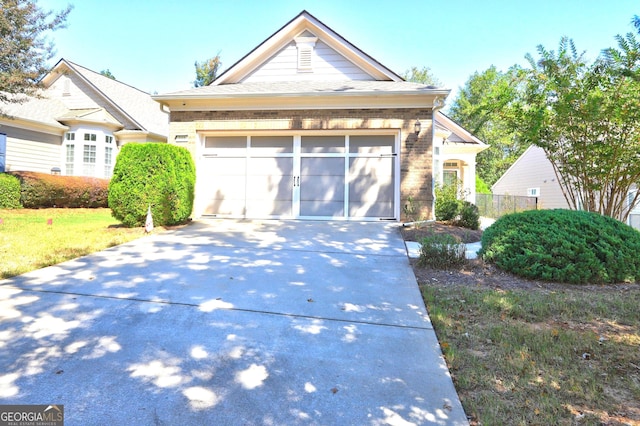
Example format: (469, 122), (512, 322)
(247, 200), (292, 217)
(248, 157), (292, 176)
(300, 157), (344, 175)
(202, 157), (246, 176)
(246, 174), (293, 200)
(300, 201), (344, 217)
(203, 198), (246, 216)
(349, 201), (394, 218)
(300, 175), (344, 201)
(348, 157), (395, 218)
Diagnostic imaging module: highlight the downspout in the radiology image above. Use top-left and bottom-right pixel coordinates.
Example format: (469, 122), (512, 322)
(431, 96), (446, 221)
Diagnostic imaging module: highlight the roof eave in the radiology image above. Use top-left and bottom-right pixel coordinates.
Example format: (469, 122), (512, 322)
(153, 89), (450, 102)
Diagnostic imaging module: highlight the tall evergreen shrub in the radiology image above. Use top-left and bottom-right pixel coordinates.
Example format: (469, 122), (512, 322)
(0, 173), (22, 208)
(108, 143), (195, 227)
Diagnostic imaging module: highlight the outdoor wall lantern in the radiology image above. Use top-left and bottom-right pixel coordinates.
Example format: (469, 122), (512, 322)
(414, 119), (421, 136)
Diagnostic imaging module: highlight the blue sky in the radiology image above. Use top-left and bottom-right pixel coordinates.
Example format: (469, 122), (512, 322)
(38, 0), (638, 104)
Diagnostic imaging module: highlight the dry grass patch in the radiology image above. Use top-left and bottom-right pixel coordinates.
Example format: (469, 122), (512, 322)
(0, 208), (150, 278)
(422, 284), (640, 425)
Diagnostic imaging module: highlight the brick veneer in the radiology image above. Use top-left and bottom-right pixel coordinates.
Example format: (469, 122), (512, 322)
(170, 108), (434, 220)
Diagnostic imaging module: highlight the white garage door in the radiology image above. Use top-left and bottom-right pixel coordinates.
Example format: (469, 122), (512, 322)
(197, 134), (397, 220)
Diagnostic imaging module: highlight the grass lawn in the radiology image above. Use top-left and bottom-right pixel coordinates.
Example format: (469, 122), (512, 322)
(0, 208), (148, 279)
(422, 283), (640, 425)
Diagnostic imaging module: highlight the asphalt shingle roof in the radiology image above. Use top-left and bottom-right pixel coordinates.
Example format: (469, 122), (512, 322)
(159, 80), (444, 98)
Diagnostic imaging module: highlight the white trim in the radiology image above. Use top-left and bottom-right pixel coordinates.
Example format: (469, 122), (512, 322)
(214, 11), (402, 85)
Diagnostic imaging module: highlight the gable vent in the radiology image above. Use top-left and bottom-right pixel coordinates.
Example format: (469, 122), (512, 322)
(295, 34), (317, 72)
(298, 46), (312, 70)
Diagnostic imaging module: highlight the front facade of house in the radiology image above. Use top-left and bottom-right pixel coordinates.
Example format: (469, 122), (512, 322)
(155, 11), (485, 221)
(0, 59), (168, 178)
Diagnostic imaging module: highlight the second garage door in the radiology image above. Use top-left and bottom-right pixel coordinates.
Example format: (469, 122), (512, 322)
(197, 134), (397, 220)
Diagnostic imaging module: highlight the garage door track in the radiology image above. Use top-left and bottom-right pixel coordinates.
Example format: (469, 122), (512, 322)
(0, 220), (468, 425)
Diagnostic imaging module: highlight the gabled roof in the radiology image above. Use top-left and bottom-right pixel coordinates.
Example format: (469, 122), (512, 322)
(57, 108), (122, 129)
(214, 10), (403, 85)
(42, 59), (168, 137)
(0, 93), (68, 131)
(435, 112), (487, 146)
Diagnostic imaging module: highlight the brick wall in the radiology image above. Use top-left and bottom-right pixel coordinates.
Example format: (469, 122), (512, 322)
(170, 108), (434, 220)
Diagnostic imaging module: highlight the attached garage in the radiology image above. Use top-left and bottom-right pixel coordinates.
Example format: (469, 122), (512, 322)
(154, 11), (456, 222)
(197, 133), (398, 220)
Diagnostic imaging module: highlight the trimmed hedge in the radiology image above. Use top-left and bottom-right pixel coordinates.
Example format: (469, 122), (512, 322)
(108, 143), (195, 227)
(480, 209), (640, 284)
(0, 173), (22, 208)
(10, 172), (109, 208)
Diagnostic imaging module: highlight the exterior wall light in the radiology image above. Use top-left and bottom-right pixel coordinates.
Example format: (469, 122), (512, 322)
(414, 119), (421, 136)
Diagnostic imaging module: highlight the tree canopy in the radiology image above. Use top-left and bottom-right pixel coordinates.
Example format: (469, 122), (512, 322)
(520, 29), (640, 221)
(100, 69), (116, 80)
(448, 66), (527, 186)
(402, 66), (442, 86)
(194, 54), (222, 87)
(0, 0), (72, 105)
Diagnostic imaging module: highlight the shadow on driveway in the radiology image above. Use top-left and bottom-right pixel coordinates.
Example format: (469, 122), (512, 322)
(0, 220), (468, 425)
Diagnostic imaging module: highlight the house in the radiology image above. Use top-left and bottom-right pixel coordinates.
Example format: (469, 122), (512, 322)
(153, 10), (487, 221)
(0, 59), (168, 178)
(493, 144), (640, 229)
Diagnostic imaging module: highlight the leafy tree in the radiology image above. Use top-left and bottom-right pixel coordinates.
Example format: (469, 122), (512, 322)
(100, 69), (116, 80)
(521, 33), (640, 222)
(402, 66), (441, 86)
(0, 0), (72, 105)
(194, 54), (221, 87)
(448, 66), (527, 186)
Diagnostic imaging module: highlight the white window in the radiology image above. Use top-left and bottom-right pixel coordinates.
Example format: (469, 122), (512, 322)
(65, 132), (75, 141)
(175, 134), (188, 143)
(83, 144), (96, 176)
(443, 170), (458, 186)
(105, 135), (113, 144)
(527, 188), (540, 197)
(104, 146), (113, 178)
(65, 144), (75, 175)
(84, 133), (97, 142)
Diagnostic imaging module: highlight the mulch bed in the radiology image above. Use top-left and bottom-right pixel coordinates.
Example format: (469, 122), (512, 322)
(400, 222), (640, 293)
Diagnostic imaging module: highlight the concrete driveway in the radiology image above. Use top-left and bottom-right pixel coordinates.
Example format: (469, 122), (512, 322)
(0, 220), (468, 425)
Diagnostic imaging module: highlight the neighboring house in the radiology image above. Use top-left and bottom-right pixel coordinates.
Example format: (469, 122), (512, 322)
(154, 10), (486, 221)
(0, 59), (168, 178)
(492, 144), (640, 229)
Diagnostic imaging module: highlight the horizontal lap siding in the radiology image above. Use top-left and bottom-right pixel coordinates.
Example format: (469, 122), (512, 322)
(242, 41), (372, 82)
(4, 126), (61, 173)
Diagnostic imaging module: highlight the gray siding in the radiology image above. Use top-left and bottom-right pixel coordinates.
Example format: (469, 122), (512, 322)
(492, 145), (568, 209)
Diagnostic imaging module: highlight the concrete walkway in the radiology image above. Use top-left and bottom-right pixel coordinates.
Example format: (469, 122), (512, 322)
(0, 220), (468, 425)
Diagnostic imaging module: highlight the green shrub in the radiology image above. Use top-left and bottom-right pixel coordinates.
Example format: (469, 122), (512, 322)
(476, 176), (491, 194)
(108, 143), (195, 227)
(455, 201), (480, 230)
(0, 173), (22, 208)
(435, 182), (461, 221)
(480, 209), (640, 284)
(417, 232), (466, 269)
(10, 172), (108, 208)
